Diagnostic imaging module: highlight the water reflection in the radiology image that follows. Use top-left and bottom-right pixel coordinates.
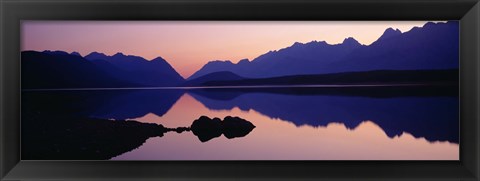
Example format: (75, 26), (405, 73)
(189, 87), (459, 143)
(114, 93), (458, 160)
(21, 108), (255, 160)
(90, 89), (184, 120)
(21, 86), (459, 160)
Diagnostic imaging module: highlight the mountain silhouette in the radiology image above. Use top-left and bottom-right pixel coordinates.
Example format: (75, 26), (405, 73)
(188, 21), (459, 80)
(21, 51), (138, 89)
(84, 52), (185, 86)
(326, 21), (459, 73)
(188, 38), (364, 79)
(42, 50), (82, 57)
(377, 28), (402, 41)
(21, 50), (185, 89)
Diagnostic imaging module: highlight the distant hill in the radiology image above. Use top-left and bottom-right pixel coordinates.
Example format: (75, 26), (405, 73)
(187, 69), (458, 87)
(84, 52), (185, 86)
(188, 21), (459, 80)
(183, 71), (245, 86)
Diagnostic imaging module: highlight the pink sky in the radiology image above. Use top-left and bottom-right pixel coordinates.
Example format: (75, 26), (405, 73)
(22, 21), (434, 78)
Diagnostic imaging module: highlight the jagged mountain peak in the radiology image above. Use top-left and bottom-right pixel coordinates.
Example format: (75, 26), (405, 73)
(151, 56), (167, 62)
(70, 51), (82, 57)
(89, 51), (106, 56)
(206, 60), (234, 65)
(237, 58), (250, 65)
(113, 52), (126, 57)
(189, 21), (458, 79)
(42, 50), (70, 56)
(85, 51), (107, 58)
(291, 42), (303, 47)
(341, 37), (361, 46)
(378, 27), (402, 41)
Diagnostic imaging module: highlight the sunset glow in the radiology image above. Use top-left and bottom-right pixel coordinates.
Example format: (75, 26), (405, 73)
(21, 21), (435, 78)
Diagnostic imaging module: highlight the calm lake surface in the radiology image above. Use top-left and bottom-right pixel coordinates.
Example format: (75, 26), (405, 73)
(21, 86), (459, 160)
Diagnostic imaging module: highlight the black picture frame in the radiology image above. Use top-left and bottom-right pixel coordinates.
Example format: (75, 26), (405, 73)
(1, 0), (479, 180)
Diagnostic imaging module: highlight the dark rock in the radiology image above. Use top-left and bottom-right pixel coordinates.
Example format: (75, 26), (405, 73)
(174, 127), (190, 133)
(191, 116), (223, 142)
(222, 116), (256, 139)
(190, 116), (256, 142)
(21, 115), (167, 160)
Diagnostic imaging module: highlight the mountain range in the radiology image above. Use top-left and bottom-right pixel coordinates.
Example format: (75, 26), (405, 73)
(21, 21), (459, 89)
(22, 51), (135, 89)
(22, 50), (184, 89)
(188, 21), (459, 80)
(84, 52), (184, 86)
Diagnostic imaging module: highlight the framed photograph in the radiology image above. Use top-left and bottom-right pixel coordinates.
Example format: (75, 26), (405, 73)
(1, 0), (479, 180)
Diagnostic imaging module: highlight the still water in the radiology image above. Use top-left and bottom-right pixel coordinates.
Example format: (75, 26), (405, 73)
(21, 86), (459, 160)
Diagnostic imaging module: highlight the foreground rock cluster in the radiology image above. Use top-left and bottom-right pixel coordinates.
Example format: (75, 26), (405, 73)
(190, 116), (256, 142)
(22, 113), (255, 160)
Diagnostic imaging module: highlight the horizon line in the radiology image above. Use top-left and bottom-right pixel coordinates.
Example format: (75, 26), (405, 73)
(21, 83), (448, 92)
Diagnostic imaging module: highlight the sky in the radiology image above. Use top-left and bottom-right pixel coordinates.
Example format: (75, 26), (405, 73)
(22, 21), (435, 78)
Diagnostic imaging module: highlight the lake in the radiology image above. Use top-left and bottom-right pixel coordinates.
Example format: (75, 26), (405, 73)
(21, 86), (459, 160)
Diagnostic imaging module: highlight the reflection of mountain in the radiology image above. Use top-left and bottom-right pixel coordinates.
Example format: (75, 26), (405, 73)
(188, 85), (458, 99)
(22, 90), (253, 160)
(189, 88), (459, 143)
(22, 89), (185, 120)
(189, 21), (459, 79)
(22, 86), (459, 152)
(89, 89), (185, 120)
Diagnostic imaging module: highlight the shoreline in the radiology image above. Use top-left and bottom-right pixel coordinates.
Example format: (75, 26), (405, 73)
(21, 83), (458, 92)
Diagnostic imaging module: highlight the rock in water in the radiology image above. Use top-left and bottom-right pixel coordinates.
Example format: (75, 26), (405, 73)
(222, 116), (256, 139)
(190, 115), (256, 142)
(191, 116), (223, 142)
